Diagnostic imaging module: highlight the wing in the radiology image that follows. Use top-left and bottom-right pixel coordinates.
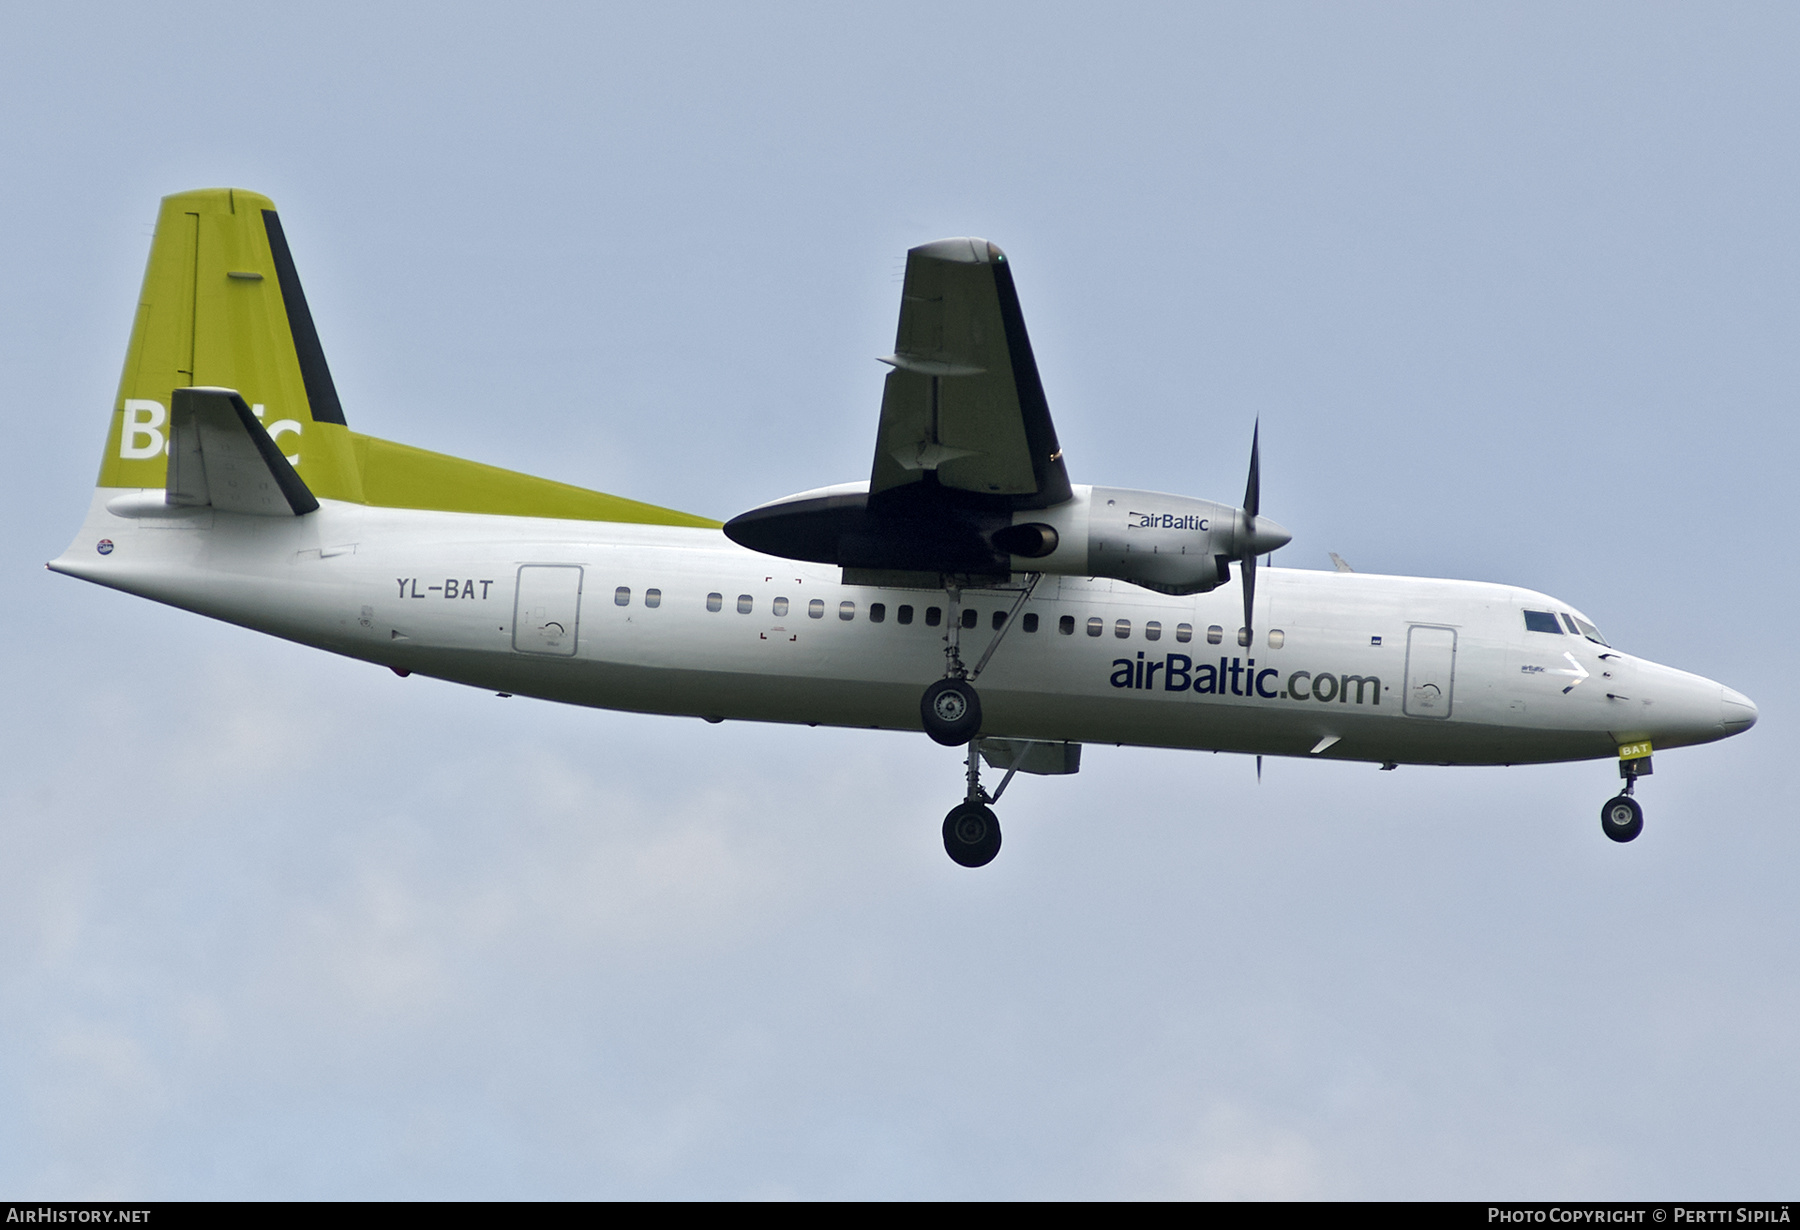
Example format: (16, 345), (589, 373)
(869, 239), (1071, 510)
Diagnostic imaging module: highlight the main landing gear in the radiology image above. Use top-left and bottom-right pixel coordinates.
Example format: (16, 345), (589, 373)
(1601, 752), (1651, 843)
(918, 576), (1043, 866)
(941, 738), (1037, 867)
(944, 798), (1001, 867)
(918, 576), (1040, 747)
(922, 678), (981, 745)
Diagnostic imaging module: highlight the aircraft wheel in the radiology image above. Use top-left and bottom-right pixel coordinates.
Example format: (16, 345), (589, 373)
(943, 801), (1002, 867)
(1601, 795), (1644, 843)
(920, 678), (982, 746)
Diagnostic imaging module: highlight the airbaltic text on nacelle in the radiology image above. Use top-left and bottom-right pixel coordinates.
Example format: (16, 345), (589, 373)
(1129, 511), (1209, 530)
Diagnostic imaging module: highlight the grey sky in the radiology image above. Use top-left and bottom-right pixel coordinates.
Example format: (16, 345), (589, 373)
(2, 2), (1794, 1198)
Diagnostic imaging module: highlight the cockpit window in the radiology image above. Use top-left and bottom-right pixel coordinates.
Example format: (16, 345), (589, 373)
(1523, 610), (1563, 634)
(1570, 616), (1610, 647)
(1560, 613), (1580, 634)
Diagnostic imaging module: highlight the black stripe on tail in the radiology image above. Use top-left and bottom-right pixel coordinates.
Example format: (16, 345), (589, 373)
(261, 210), (347, 426)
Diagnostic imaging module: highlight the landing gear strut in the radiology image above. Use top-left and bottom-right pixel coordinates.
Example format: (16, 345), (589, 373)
(942, 739), (1012, 867)
(1601, 754), (1650, 843)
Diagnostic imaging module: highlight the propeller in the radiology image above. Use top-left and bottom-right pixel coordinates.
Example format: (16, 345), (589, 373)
(1233, 421), (1291, 646)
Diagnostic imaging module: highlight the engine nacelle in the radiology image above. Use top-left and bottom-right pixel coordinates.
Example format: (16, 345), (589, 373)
(724, 482), (1288, 595)
(1005, 485), (1272, 595)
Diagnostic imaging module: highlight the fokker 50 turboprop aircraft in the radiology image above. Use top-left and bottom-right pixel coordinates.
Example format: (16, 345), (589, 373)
(53, 189), (1758, 867)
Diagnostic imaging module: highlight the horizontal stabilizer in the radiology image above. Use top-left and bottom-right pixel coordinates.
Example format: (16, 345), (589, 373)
(168, 387), (319, 516)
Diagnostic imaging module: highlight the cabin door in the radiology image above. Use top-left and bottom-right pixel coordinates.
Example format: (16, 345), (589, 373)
(513, 565), (583, 656)
(1404, 624), (1457, 718)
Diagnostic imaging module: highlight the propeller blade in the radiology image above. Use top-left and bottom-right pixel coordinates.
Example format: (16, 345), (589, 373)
(1233, 419), (1292, 642)
(1242, 550), (1256, 645)
(1243, 420), (1261, 518)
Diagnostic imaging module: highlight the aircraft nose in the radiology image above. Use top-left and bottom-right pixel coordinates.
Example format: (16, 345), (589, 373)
(1632, 661), (1756, 748)
(1721, 686), (1758, 735)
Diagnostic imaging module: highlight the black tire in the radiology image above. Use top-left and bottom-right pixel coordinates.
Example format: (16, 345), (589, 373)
(920, 678), (982, 746)
(943, 802), (1002, 867)
(1601, 795), (1644, 843)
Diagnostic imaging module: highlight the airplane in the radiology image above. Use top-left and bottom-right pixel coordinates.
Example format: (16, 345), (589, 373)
(50, 188), (1758, 868)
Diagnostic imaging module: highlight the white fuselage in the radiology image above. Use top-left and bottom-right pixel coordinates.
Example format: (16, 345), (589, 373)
(53, 490), (1754, 767)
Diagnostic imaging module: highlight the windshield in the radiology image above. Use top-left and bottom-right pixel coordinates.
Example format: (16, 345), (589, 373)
(1570, 615), (1609, 647)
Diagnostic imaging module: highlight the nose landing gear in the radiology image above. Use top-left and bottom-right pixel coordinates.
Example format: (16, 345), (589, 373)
(1601, 751), (1651, 843)
(1601, 794), (1643, 842)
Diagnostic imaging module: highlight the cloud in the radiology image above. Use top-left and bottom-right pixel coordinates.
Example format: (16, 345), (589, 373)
(1164, 1103), (1328, 1200)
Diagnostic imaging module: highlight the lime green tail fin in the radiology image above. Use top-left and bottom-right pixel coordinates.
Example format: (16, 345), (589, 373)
(97, 188), (717, 529)
(102, 188), (364, 501)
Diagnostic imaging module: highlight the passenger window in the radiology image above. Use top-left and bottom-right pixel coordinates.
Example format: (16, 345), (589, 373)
(961, 608), (978, 630)
(1086, 617), (1103, 637)
(991, 610), (1006, 630)
(644, 589), (661, 609)
(898, 605), (914, 625)
(615, 586), (631, 606)
(926, 607), (942, 627)
(870, 603), (886, 623)
(706, 592), (722, 613)
(1523, 610), (1563, 634)
(1115, 619), (1131, 639)
(1145, 621), (1161, 641)
(1268, 629), (1285, 649)
(1237, 627), (1250, 647)
(1176, 623), (1193, 643)
(1206, 625), (1223, 645)
(840, 601), (855, 621)
(737, 594), (753, 614)
(808, 598), (825, 619)
(1059, 615), (1076, 635)
(1023, 612), (1039, 633)
(772, 597), (789, 617)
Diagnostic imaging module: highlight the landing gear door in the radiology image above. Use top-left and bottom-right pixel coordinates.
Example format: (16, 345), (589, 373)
(1404, 624), (1456, 718)
(513, 564), (583, 656)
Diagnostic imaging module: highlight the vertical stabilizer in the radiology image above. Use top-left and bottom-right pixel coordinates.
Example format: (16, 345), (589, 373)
(99, 188), (363, 502)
